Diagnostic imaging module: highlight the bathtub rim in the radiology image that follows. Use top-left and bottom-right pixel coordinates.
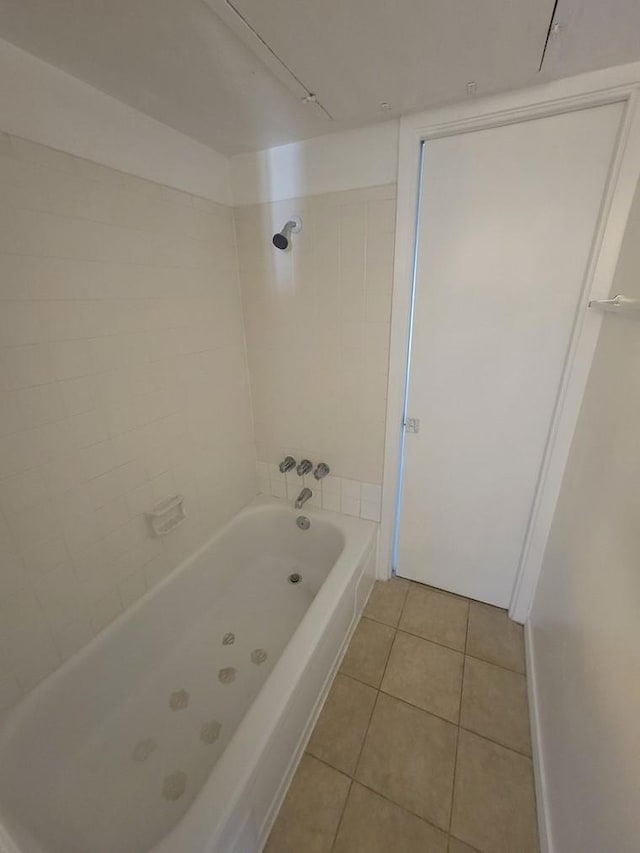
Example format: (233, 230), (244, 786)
(0, 495), (377, 853)
(152, 495), (377, 852)
(0, 495), (346, 743)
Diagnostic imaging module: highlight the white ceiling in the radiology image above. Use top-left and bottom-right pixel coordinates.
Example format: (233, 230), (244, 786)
(0, 0), (638, 156)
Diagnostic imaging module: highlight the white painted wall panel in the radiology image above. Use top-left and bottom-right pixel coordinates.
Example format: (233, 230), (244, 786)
(0, 38), (231, 204)
(230, 122), (398, 206)
(529, 176), (640, 853)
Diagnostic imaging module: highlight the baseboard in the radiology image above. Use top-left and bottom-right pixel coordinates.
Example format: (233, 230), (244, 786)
(525, 621), (553, 853)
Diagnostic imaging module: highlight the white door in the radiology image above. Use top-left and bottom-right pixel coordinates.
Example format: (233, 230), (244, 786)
(396, 102), (623, 607)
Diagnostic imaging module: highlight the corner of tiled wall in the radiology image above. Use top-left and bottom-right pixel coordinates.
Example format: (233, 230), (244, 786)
(236, 183), (397, 526)
(0, 130), (397, 712)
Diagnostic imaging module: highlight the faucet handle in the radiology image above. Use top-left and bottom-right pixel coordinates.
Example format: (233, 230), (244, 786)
(279, 456), (296, 473)
(313, 462), (330, 480)
(296, 459), (313, 476)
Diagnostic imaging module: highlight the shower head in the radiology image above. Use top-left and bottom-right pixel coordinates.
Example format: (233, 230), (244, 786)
(272, 216), (302, 250)
(272, 228), (291, 250)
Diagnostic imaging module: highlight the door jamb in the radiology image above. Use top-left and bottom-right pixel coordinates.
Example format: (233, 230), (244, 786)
(378, 63), (640, 623)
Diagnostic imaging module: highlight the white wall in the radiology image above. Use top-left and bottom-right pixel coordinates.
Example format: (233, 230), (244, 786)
(529, 178), (640, 851)
(230, 121), (399, 206)
(235, 184), (396, 521)
(0, 131), (255, 710)
(231, 119), (399, 523)
(0, 38), (231, 204)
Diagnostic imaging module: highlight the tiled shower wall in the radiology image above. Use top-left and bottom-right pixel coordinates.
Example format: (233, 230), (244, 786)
(235, 185), (396, 521)
(0, 132), (256, 709)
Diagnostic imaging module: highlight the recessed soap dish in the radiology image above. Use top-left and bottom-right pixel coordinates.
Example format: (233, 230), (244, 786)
(147, 494), (186, 536)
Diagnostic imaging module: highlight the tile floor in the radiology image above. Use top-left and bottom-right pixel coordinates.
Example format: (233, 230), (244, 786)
(265, 577), (539, 853)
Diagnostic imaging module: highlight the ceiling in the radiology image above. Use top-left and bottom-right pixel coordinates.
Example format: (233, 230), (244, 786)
(0, 0), (638, 155)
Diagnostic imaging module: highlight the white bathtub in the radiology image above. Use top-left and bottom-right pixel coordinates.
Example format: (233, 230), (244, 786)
(0, 495), (377, 853)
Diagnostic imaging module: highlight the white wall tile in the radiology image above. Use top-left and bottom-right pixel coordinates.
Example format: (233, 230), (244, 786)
(52, 339), (93, 380)
(53, 617), (93, 660)
(0, 391), (23, 435)
(0, 302), (41, 347)
(118, 570), (147, 609)
(5, 625), (61, 691)
(0, 468), (48, 515)
(39, 301), (85, 343)
(361, 482), (382, 506)
(236, 187), (395, 487)
(42, 454), (85, 500)
(360, 500), (382, 523)
(89, 589), (122, 633)
(80, 439), (116, 480)
(20, 535), (69, 574)
(94, 498), (129, 537)
(117, 459), (147, 494)
(60, 375), (98, 416)
(0, 672), (21, 713)
(0, 133), (256, 707)
(341, 478), (362, 502)
(73, 408), (109, 448)
(341, 497), (361, 518)
(321, 490), (341, 513)
(270, 479), (287, 499)
(16, 382), (65, 428)
(2, 344), (55, 389)
(0, 430), (34, 476)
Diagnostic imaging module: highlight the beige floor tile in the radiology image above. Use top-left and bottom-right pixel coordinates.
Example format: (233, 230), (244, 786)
(466, 602), (525, 673)
(333, 782), (448, 853)
(364, 577), (410, 627)
(340, 617), (395, 688)
(264, 754), (350, 853)
(400, 585), (469, 651)
(306, 674), (377, 775)
(451, 729), (538, 853)
(460, 656), (531, 755)
(355, 692), (457, 830)
(448, 837), (479, 853)
(381, 631), (464, 723)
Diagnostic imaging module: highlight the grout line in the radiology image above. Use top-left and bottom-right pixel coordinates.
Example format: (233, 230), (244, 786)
(448, 600), (472, 835)
(328, 701), (380, 852)
(456, 721), (533, 761)
(377, 685), (460, 728)
(394, 625), (466, 655)
(376, 623), (398, 689)
(359, 612), (400, 629)
(329, 635), (387, 852)
(302, 752), (351, 781)
(464, 649), (527, 677)
(329, 777), (353, 853)
(347, 776), (451, 839)
(449, 835), (482, 853)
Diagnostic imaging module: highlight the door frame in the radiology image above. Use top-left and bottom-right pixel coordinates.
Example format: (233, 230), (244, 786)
(378, 62), (640, 622)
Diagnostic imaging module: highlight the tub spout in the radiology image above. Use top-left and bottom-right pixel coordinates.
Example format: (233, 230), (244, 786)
(295, 488), (312, 509)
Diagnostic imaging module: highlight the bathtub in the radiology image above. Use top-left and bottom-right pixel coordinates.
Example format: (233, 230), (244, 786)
(0, 495), (377, 853)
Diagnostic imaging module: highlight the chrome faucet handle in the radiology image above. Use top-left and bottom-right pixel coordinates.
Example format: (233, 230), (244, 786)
(279, 456), (296, 473)
(296, 459), (313, 476)
(313, 463), (330, 480)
